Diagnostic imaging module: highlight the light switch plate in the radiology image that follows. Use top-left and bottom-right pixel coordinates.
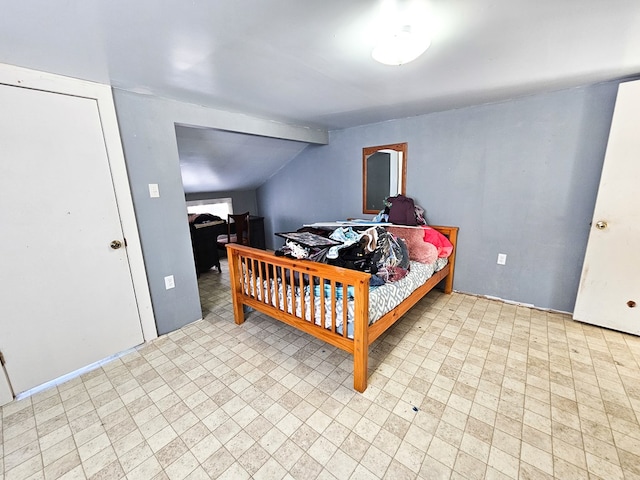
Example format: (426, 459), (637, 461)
(497, 253), (507, 265)
(149, 183), (160, 198)
(164, 275), (175, 289)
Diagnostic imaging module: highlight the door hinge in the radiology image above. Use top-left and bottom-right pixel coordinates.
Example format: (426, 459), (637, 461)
(0, 351), (5, 366)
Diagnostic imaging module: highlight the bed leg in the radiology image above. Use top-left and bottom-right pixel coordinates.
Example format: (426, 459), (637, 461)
(353, 290), (369, 393)
(232, 298), (246, 325)
(226, 246), (246, 325)
(353, 347), (367, 393)
(443, 227), (457, 294)
(443, 274), (454, 294)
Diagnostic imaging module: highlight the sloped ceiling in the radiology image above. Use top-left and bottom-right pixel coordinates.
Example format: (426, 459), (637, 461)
(176, 126), (309, 193)
(1, 0), (639, 192)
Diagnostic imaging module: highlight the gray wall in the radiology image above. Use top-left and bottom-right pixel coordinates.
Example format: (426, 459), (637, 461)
(257, 82), (619, 312)
(113, 90), (326, 335)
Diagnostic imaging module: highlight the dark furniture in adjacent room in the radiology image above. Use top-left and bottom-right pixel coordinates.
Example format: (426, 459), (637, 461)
(189, 214), (226, 274)
(217, 212), (251, 247)
(247, 215), (266, 249)
(217, 214), (266, 250)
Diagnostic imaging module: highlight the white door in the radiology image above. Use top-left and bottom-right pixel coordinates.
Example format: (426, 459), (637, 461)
(0, 83), (145, 395)
(573, 80), (640, 336)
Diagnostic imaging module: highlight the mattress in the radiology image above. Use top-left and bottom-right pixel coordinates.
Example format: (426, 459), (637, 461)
(245, 257), (448, 339)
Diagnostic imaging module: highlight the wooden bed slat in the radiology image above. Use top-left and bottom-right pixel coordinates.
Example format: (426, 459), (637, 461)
(330, 279), (337, 334)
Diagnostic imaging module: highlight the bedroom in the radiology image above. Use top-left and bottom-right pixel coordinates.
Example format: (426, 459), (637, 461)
(1, 1), (639, 478)
(2, 1), (635, 336)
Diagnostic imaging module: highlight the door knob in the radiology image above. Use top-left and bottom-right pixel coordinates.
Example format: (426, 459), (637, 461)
(595, 221), (608, 230)
(110, 240), (123, 249)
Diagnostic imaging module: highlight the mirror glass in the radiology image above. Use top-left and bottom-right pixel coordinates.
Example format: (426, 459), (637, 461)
(362, 143), (407, 214)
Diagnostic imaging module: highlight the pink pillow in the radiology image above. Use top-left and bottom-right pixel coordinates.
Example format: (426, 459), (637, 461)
(422, 227), (453, 258)
(387, 226), (438, 264)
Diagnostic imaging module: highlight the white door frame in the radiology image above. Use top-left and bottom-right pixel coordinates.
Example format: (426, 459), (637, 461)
(0, 63), (157, 342)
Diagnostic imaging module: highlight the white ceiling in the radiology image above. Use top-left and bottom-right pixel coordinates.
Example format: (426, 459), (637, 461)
(2, 0), (639, 192)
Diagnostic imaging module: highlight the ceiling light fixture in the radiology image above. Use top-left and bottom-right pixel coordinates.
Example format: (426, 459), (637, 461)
(371, 24), (431, 65)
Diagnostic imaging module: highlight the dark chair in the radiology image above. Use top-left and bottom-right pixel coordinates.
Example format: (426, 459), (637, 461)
(217, 212), (250, 248)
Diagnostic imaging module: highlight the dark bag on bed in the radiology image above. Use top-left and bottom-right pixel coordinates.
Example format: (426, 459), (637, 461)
(387, 195), (417, 225)
(329, 239), (376, 273)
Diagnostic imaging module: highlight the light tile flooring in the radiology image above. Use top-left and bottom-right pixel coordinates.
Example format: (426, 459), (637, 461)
(2, 258), (640, 480)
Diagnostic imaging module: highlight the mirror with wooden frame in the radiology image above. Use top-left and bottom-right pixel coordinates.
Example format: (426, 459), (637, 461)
(362, 142), (407, 214)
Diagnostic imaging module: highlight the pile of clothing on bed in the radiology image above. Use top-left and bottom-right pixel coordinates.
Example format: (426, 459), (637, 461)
(276, 195), (453, 286)
(278, 225), (409, 285)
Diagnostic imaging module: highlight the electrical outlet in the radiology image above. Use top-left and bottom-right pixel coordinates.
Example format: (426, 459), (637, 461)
(164, 275), (175, 289)
(497, 253), (507, 265)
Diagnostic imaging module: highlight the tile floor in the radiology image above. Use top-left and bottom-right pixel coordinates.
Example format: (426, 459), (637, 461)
(2, 259), (640, 480)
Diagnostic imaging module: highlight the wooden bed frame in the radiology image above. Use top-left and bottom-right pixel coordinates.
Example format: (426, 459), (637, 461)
(226, 225), (458, 392)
